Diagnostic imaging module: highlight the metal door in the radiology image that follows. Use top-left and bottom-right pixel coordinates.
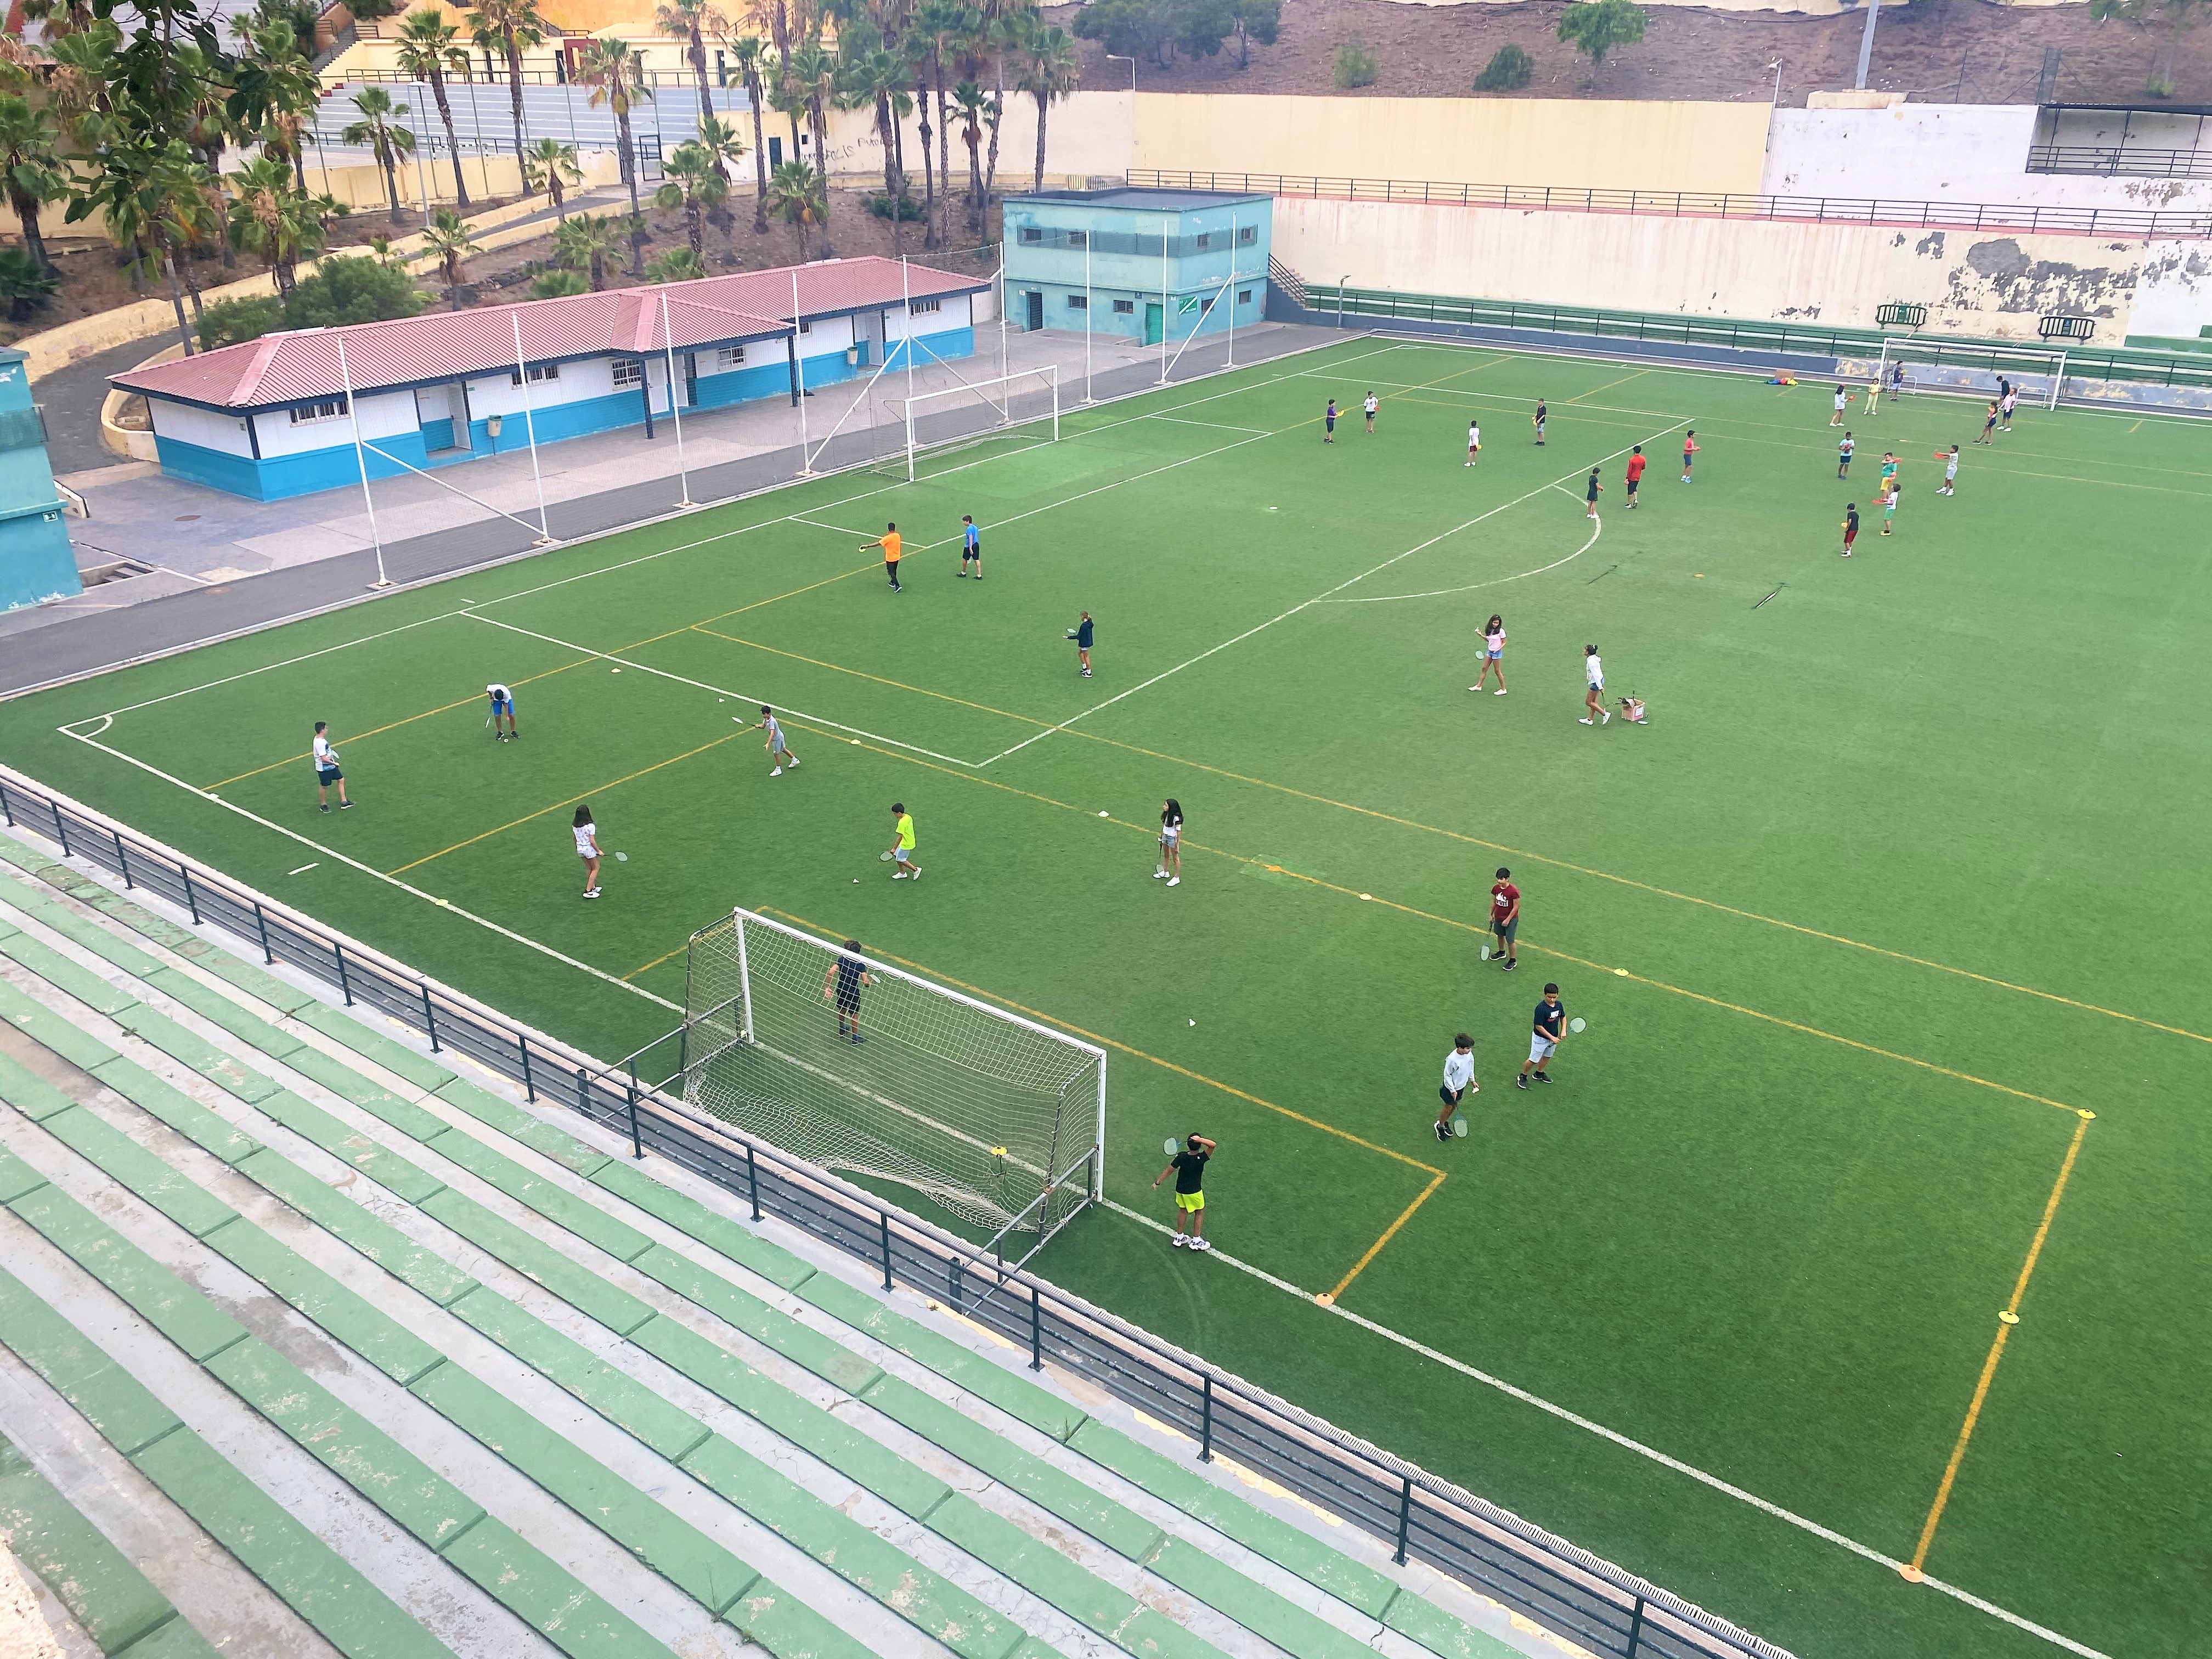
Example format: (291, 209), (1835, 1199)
(1144, 301), (1163, 345)
(1026, 290), (1044, 331)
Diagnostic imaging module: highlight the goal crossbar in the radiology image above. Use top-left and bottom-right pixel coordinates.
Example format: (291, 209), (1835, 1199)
(884, 365), (1062, 482)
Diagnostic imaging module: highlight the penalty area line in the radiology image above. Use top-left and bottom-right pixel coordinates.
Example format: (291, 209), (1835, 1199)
(1096, 1197), (2112, 1659)
(57, 727), (680, 1013)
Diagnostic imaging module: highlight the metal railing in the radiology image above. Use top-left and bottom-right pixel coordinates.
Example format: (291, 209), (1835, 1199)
(1300, 284), (2212, 393)
(1127, 167), (2212, 240)
(0, 763), (1792, 1659)
(2028, 143), (2212, 180)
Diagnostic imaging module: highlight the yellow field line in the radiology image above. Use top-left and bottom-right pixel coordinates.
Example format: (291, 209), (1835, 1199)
(622, 941), (690, 982)
(1565, 368), (1651, 402)
(1056, 729), (2211, 1048)
(385, 729), (746, 875)
(1317, 1172), (1447, 1307)
(763, 905), (1443, 1175)
(1903, 1111), (2092, 1580)
(690, 627), (1056, 729)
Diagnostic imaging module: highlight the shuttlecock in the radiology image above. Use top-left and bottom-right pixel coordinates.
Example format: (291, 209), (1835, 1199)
(1098, 811), (1108, 817)
(1188, 1018), (1195, 1026)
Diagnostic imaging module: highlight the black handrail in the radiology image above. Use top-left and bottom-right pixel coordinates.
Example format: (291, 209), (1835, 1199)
(0, 764), (1793, 1659)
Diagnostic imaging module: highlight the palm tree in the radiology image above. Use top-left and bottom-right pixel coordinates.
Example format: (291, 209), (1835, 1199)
(520, 137), (582, 218)
(532, 267), (589, 297)
(0, 248), (60, 323)
(467, 0), (550, 197)
(787, 31), (838, 255)
(980, 2), (1033, 222)
(655, 0), (727, 120)
(695, 112), (748, 200)
(0, 94), (66, 276)
(844, 47), (910, 255)
(905, 37), (936, 251)
(912, 0), (964, 251)
(554, 210), (628, 290)
(576, 36), (653, 274)
(171, 41), (240, 269)
(653, 140), (727, 261)
(224, 152), (326, 295)
(342, 88), (417, 225)
(725, 35), (773, 232)
(951, 80), (990, 235)
(395, 9), (474, 210)
(149, 148), (224, 333)
(235, 20), (321, 193)
(420, 207), (482, 307)
(646, 246), (706, 281)
(1017, 22), (1077, 193)
(765, 159), (825, 261)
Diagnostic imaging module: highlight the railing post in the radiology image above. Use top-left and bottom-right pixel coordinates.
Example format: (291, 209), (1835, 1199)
(113, 830), (133, 888)
(252, 901), (273, 963)
(179, 865), (200, 925)
(1625, 1597), (1646, 1657)
(0, 784), (12, 827)
(879, 1209), (894, 1291)
(1393, 1475), (1413, 1564)
(1198, 1374), (1214, 1462)
(576, 1064), (589, 1113)
(421, 983), (440, 1051)
(746, 1141), (761, 1220)
(1030, 1282), (1043, 1370)
(334, 941), (353, 1005)
(626, 1074), (645, 1160)
(52, 800), (70, 859)
(518, 1032), (535, 1101)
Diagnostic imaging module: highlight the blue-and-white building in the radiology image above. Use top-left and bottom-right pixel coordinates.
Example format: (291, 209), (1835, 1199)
(112, 257), (988, 501)
(1002, 188), (1273, 346)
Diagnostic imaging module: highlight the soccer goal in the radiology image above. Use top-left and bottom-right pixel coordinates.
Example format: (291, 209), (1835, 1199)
(1868, 336), (2067, 413)
(872, 364), (1062, 482)
(680, 907), (1105, 1255)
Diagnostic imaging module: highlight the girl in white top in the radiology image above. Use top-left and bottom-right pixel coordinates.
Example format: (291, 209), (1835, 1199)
(1465, 421), (1481, 465)
(572, 804), (602, 899)
(1581, 646), (1609, 725)
(1471, 614), (1507, 695)
(1155, 798), (1183, 887)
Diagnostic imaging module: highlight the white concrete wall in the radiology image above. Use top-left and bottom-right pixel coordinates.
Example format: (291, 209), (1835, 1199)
(821, 91), (1132, 191)
(1273, 195), (2162, 339)
(1762, 105), (2212, 216)
(148, 400), (251, 455)
(2129, 240), (2212, 337)
(882, 293), (974, 340)
(250, 388), (416, 457)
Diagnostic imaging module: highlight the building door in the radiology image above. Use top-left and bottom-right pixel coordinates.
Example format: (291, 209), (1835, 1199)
(1025, 290), (1044, 331)
(1144, 301), (1164, 346)
(768, 136), (783, 167)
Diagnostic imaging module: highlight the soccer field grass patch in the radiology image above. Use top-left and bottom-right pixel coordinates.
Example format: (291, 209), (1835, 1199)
(6, 337), (2210, 1659)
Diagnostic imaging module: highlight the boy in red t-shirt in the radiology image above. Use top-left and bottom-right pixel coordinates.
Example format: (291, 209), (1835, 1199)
(1680, 430), (1699, 483)
(1624, 445), (1646, 509)
(1488, 867), (1521, 972)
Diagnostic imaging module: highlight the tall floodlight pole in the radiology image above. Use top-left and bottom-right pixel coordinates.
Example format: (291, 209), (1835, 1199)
(1083, 236), (1093, 402)
(334, 334), (390, 588)
(793, 266), (812, 474)
(661, 289), (693, 507)
(510, 312), (554, 542)
(1158, 216), (1170, 385)
(1853, 0), (1881, 89)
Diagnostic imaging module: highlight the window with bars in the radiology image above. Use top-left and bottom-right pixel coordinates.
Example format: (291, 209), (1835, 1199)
(509, 363), (560, 386)
(1238, 225), (1256, 245)
(612, 359), (644, 390)
(1066, 294), (1087, 310)
(1113, 298), (1134, 314)
(715, 345), (747, 368)
(909, 297), (941, 315)
(288, 397), (349, 425)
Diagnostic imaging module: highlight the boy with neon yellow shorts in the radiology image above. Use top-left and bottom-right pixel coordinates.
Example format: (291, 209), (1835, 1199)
(1153, 1133), (1216, 1251)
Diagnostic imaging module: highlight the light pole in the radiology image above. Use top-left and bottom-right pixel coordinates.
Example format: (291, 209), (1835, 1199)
(1853, 0), (1881, 91)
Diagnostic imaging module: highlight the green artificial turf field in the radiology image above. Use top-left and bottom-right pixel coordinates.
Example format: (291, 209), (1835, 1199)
(3, 337), (2206, 1659)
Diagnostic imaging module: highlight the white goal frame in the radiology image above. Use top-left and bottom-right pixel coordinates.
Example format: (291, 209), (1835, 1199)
(1870, 336), (2066, 414)
(682, 907), (1105, 1258)
(883, 364), (1061, 482)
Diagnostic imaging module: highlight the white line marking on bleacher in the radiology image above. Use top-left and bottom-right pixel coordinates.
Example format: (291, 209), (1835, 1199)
(461, 612), (985, 768)
(1099, 1198), (2110, 1659)
(1320, 514), (1603, 604)
(54, 729), (681, 1013)
(287, 863), (319, 875)
(978, 422), (1681, 767)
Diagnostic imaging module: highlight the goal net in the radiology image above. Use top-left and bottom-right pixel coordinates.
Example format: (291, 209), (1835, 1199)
(868, 364), (1062, 482)
(1864, 337), (2068, 413)
(680, 908), (1105, 1249)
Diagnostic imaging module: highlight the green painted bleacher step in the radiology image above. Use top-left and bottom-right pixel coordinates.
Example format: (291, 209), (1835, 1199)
(0, 1429), (222, 1658)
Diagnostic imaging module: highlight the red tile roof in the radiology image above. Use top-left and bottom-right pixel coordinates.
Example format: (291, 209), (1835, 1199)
(115, 256), (988, 410)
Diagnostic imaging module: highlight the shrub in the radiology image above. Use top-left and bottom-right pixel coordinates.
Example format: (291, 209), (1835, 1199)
(196, 294), (285, 349)
(1333, 37), (1379, 89)
(868, 192), (924, 222)
(531, 269), (590, 298)
(281, 255), (427, 330)
(0, 247), (60, 323)
(1474, 44), (1533, 91)
(645, 247), (707, 283)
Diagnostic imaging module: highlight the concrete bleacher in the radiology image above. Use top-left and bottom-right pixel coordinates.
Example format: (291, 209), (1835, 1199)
(0, 828), (1538, 1659)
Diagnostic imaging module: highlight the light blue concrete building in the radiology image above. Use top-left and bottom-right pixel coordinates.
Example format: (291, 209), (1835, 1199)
(0, 347), (82, 614)
(1002, 188), (1273, 347)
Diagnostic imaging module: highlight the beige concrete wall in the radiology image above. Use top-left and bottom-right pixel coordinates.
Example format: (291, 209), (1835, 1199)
(818, 91), (1133, 194)
(1272, 195), (2150, 339)
(1133, 95), (1770, 194)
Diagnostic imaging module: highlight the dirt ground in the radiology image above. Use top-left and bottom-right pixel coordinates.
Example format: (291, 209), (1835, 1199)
(1047, 0), (2212, 108)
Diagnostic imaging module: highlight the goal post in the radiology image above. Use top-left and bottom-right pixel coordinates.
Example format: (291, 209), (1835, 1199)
(1869, 336), (2068, 413)
(680, 907), (1105, 1251)
(876, 364), (1061, 482)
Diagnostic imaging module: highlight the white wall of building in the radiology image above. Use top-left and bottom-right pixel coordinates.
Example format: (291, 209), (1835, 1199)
(882, 293), (975, 341)
(250, 388), (416, 458)
(1762, 105), (2212, 216)
(148, 399), (251, 455)
(821, 91), (1133, 190)
(2128, 240), (2212, 337)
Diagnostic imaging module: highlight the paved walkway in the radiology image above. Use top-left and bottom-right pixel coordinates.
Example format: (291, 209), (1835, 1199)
(2, 322), (1348, 694)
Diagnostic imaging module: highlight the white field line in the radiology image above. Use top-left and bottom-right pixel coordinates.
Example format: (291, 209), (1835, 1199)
(1147, 414), (1273, 436)
(978, 421), (1681, 767)
(460, 612), (987, 768)
(1321, 512), (1604, 604)
(789, 516), (881, 538)
(1099, 1197), (2110, 1659)
(56, 727), (682, 1013)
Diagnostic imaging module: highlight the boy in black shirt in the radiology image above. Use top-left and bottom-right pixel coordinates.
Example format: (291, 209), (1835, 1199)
(1153, 1133), (1216, 1250)
(1516, 985), (1566, 1087)
(822, 940), (873, 1043)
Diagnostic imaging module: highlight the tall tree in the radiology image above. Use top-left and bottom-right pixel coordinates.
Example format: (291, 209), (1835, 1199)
(0, 94), (67, 277)
(341, 87), (416, 224)
(725, 33), (774, 232)
(1017, 22), (1077, 193)
(787, 32), (838, 255)
(844, 46), (911, 255)
(979, 1), (1031, 232)
(554, 209), (628, 289)
(577, 36), (655, 274)
(419, 207), (481, 307)
(521, 137), (583, 217)
(951, 79), (990, 235)
(467, 0), (549, 196)
(394, 9), (474, 209)
(654, 139), (728, 259)
(233, 19), (321, 191)
(224, 152), (327, 294)
(912, 0), (966, 250)
(656, 0), (729, 120)
(765, 157), (825, 261)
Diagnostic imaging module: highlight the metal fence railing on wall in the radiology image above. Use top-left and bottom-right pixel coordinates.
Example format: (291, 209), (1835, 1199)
(0, 762), (1793, 1659)
(1126, 167), (2212, 241)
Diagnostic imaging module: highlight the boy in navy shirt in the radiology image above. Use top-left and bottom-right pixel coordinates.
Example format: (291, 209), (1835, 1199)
(1067, 610), (1093, 678)
(1516, 984), (1566, 1087)
(822, 939), (873, 1043)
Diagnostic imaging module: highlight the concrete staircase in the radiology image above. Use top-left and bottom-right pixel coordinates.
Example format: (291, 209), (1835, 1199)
(0, 830), (1538, 1659)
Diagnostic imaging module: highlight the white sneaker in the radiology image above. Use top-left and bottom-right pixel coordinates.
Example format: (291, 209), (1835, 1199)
(788, 758), (799, 767)
(1171, 1233), (1188, 1248)
(1579, 717), (1594, 725)
(1494, 687), (1507, 696)
(1601, 709), (1611, 724)
(1189, 1237), (1211, 1252)
(891, 871), (906, 879)
(583, 888), (601, 898)
(770, 767), (782, 777)
(1166, 876), (1180, 887)
(1154, 871), (1169, 879)
(909, 867), (921, 880)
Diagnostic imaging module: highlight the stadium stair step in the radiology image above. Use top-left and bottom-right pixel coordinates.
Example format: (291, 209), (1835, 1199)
(0, 830), (1529, 1659)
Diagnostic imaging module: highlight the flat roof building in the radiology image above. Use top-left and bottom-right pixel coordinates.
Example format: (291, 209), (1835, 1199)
(1002, 188), (1273, 349)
